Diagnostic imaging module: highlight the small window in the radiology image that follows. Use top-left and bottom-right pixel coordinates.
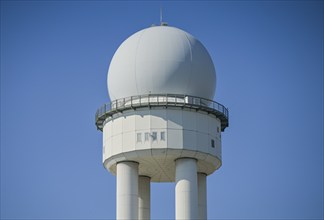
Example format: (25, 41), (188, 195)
(211, 139), (215, 148)
(160, 131), (165, 141)
(136, 133), (142, 142)
(152, 132), (157, 141)
(145, 132), (149, 141)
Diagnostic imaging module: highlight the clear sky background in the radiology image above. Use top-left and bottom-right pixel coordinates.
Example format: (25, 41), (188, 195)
(1, 1), (323, 219)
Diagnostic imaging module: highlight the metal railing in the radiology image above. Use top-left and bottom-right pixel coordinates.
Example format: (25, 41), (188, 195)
(95, 94), (229, 131)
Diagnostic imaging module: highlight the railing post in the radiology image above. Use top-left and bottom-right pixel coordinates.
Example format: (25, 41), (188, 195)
(131, 96), (133, 108)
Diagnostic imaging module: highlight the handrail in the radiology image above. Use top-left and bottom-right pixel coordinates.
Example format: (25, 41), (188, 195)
(95, 94), (229, 131)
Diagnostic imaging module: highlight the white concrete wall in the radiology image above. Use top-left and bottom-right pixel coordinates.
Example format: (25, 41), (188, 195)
(103, 108), (221, 162)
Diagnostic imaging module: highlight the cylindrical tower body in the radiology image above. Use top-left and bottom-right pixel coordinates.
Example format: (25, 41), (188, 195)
(175, 158), (198, 219)
(198, 173), (207, 220)
(138, 176), (151, 220)
(95, 25), (229, 220)
(116, 161), (139, 220)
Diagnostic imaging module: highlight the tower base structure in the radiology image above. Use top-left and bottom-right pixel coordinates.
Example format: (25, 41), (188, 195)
(96, 94), (229, 220)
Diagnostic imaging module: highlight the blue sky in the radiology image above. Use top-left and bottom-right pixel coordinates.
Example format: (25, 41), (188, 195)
(1, 1), (323, 219)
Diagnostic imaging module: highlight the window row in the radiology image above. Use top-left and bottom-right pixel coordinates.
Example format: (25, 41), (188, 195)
(136, 131), (165, 142)
(136, 132), (215, 148)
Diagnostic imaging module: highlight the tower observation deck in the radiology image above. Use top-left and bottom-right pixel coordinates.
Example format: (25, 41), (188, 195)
(95, 25), (229, 220)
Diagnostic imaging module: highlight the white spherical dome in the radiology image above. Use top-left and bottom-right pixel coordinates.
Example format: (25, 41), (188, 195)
(107, 26), (216, 101)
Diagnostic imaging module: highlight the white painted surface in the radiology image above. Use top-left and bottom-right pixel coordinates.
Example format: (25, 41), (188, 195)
(167, 129), (183, 149)
(198, 173), (207, 220)
(123, 114), (135, 132)
(116, 162), (139, 220)
(183, 130), (197, 151)
(123, 132), (135, 152)
(107, 26), (216, 101)
(138, 176), (150, 220)
(183, 110), (197, 131)
(150, 110), (167, 129)
(197, 112), (209, 134)
(167, 109), (183, 130)
(175, 158), (198, 220)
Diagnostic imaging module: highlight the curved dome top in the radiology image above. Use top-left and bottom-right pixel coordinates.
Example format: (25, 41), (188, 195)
(107, 26), (216, 101)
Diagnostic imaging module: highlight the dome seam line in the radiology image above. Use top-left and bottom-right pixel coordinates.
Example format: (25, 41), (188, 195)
(134, 29), (146, 96)
(184, 32), (193, 96)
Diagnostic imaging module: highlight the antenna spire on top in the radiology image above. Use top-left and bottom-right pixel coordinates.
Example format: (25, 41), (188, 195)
(160, 6), (163, 25)
(160, 6), (168, 26)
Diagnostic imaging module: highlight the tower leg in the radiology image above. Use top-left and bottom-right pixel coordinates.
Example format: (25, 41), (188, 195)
(116, 161), (139, 220)
(138, 176), (151, 220)
(198, 173), (207, 220)
(175, 158), (198, 220)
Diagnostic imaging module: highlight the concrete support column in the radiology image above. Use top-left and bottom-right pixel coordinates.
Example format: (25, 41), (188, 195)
(138, 176), (151, 220)
(198, 173), (207, 220)
(175, 158), (198, 220)
(116, 161), (139, 220)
